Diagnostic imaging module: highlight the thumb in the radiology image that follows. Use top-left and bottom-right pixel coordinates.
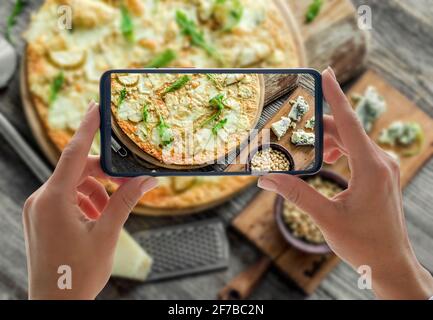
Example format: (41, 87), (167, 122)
(97, 177), (158, 234)
(257, 174), (335, 226)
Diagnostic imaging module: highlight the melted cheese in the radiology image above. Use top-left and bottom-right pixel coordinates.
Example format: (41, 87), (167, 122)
(118, 101), (142, 123)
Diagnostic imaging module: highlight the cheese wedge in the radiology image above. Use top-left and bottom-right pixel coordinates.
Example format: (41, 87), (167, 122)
(111, 229), (153, 281)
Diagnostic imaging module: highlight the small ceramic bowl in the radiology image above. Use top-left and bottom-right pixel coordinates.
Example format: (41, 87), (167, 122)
(274, 169), (348, 254)
(246, 143), (295, 173)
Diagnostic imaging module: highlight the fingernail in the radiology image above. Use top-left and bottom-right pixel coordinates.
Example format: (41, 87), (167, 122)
(139, 177), (158, 192)
(327, 66), (337, 80)
(257, 177), (278, 192)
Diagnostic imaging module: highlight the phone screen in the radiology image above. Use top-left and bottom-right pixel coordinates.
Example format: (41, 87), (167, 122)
(100, 69), (322, 176)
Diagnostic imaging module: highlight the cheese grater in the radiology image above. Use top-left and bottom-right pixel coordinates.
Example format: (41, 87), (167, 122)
(133, 219), (229, 282)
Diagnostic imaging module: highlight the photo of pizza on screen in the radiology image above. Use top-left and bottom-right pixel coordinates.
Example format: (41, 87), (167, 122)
(100, 70), (322, 176)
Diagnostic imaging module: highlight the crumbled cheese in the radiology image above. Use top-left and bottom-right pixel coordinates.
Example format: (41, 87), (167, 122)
(288, 96), (309, 122)
(378, 121), (422, 146)
(291, 130), (315, 146)
(354, 86), (386, 133)
(271, 117), (291, 140)
(305, 116), (315, 129)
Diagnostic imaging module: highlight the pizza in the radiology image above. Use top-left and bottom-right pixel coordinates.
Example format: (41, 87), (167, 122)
(23, 0), (301, 212)
(111, 72), (262, 166)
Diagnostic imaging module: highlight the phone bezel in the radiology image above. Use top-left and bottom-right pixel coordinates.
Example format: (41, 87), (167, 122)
(100, 68), (323, 177)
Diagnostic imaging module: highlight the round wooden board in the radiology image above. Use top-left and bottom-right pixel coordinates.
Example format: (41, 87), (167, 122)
(276, 0), (307, 68)
(132, 176), (257, 216)
(20, 58), (60, 167)
(111, 74), (265, 171)
(19, 0), (305, 216)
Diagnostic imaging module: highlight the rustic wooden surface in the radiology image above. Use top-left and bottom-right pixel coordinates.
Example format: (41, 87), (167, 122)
(0, 0), (432, 300)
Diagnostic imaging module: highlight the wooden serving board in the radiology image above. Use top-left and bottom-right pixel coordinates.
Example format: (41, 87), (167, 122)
(231, 70), (433, 295)
(226, 85), (315, 173)
(332, 70), (433, 184)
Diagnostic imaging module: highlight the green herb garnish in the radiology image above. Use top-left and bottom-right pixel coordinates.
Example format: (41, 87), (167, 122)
(121, 5), (134, 42)
(49, 72), (64, 105)
(215, 0), (243, 32)
(200, 93), (226, 128)
(157, 115), (173, 146)
(175, 10), (219, 59)
(142, 103), (149, 122)
(212, 118), (227, 135)
(205, 74), (222, 89)
(305, 0), (323, 23)
(5, 0), (26, 43)
(117, 88), (127, 106)
(146, 49), (177, 68)
(163, 75), (190, 94)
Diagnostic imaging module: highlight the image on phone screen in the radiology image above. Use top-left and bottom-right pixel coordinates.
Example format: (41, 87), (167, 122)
(100, 69), (323, 176)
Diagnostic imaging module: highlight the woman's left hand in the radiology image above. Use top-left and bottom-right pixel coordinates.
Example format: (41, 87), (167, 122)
(23, 102), (158, 300)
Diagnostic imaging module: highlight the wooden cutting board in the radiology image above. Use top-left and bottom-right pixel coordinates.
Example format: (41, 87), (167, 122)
(231, 70), (433, 295)
(226, 85), (316, 173)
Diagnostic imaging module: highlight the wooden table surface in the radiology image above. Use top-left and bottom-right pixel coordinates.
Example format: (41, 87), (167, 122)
(0, 0), (432, 300)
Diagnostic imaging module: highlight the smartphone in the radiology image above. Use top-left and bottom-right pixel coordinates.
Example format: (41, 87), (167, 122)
(100, 68), (323, 177)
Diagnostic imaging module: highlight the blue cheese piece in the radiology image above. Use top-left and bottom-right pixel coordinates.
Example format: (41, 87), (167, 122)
(378, 121), (422, 146)
(271, 117), (292, 140)
(288, 96), (309, 122)
(291, 130), (315, 146)
(305, 116), (315, 129)
(355, 86), (386, 132)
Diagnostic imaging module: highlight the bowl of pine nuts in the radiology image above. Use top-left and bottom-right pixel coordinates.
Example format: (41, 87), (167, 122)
(274, 170), (348, 254)
(246, 143), (295, 174)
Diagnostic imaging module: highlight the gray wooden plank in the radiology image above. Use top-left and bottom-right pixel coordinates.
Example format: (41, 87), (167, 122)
(0, 0), (431, 300)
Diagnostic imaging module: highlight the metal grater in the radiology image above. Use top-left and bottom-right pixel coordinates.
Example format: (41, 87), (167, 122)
(133, 219), (229, 282)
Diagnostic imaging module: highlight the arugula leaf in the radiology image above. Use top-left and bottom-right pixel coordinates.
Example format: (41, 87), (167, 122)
(142, 103), (149, 122)
(117, 88), (127, 106)
(205, 74), (222, 89)
(175, 10), (219, 59)
(5, 0), (26, 43)
(216, 0), (243, 32)
(200, 93), (226, 128)
(146, 49), (177, 68)
(212, 118), (227, 135)
(121, 5), (134, 42)
(163, 75), (190, 94)
(305, 0), (323, 23)
(209, 93), (226, 112)
(157, 115), (173, 146)
(49, 72), (64, 105)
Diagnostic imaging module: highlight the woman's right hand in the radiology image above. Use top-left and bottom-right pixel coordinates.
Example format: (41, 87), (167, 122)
(257, 68), (433, 299)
